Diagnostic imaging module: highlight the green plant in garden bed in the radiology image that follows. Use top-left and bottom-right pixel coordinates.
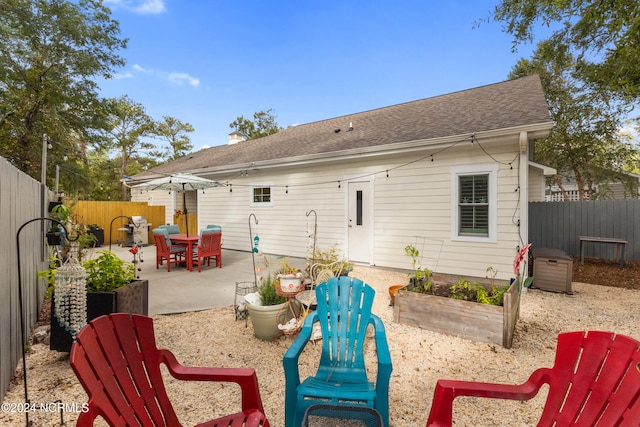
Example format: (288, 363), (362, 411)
(401, 243), (509, 305)
(449, 278), (509, 306)
(404, 244), (433, 293)
(83, 250), (136, 292)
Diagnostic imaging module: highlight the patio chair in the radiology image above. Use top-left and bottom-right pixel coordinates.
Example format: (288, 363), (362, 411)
(159, 223), (181, 235)
(283, 276), (392, 427)
(153, 231), (186, 272)
(70, 313), (270, 427)
(425, 330), (640, 426)
(192, 230), (222, 272)
(296, 261), (345, 315)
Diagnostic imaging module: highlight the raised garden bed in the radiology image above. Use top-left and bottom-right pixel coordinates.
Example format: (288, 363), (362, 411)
(393, 274), (520, 348)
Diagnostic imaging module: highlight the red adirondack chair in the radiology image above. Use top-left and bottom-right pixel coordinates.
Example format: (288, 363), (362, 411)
(153, 232), (186, 272)
(192, 231), (222, 272)
(70, 313), (270, 427)
(426, 330), (640, 426)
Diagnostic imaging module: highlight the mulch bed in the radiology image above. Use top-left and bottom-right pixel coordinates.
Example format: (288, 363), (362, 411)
(572, 257), (640, 290)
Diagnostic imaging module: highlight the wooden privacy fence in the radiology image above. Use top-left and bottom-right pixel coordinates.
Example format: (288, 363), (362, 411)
(529, 200), (639, 261)
(72, 201), (166, 245)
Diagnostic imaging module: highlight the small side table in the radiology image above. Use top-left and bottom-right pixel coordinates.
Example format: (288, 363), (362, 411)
(235, 281), (257, 325)
(302, 404), (383, 427)
(276, 288), (303, 336)
(579, 236), (628, 268)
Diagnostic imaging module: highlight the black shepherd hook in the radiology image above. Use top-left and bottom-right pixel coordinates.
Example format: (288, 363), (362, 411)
(306, 210), (317, 264)
(16, 217), (76, 427)
(109, 215), (133, 251)
(249, 213), (258, 286)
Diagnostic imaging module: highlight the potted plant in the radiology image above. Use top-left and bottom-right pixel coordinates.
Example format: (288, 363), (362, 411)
(307, 245), (353, 277)
(48, 249), (149, 352)
(47, 203), (71, 245)
(85, 223), (104, 247)
(275, 257), (304, 295)
(245, 274), (292, 340)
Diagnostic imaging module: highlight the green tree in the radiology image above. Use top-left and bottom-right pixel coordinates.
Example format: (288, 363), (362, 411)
(510, 41), (638, 199)
(491, 0), (640, 101)
(229, 108), (283, 140)
(153, 116), (194, 160)
(103, 96), (157, 200)
(0, 0), (126, 183)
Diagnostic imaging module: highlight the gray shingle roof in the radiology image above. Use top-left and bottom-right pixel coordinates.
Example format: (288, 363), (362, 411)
(136, 75), (551, 179)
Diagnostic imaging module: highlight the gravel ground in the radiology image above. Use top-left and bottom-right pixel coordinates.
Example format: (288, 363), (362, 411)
(1, 265), (639, 427)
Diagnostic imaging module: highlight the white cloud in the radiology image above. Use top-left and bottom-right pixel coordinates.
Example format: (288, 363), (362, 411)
(168, 73), (200, 87)
(132, 0), (166, 14)
(103, 0), (166, 15)
(113, 71), (133, 79)
(130, 64), (200, 88)
(133, 64), (149, 73)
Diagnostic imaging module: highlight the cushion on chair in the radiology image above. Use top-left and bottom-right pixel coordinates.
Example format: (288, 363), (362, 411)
(159, 224), (180, 235)
(152, 227), (171, 244)
(154, 227), (185, 247)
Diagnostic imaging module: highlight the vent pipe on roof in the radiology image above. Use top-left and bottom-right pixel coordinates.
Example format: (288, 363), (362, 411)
(228, 131), (245, 145)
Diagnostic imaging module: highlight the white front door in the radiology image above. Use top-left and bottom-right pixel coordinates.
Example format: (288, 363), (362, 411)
(347, 181), (372, 263)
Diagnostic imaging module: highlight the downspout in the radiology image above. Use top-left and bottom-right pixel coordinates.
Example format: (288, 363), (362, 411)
(519, 131), (529, 247)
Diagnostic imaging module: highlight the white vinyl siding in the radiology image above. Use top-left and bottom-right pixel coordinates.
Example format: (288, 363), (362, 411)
(135, 138), (526, 281)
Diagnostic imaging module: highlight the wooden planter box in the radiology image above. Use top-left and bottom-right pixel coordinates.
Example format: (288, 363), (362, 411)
(50, 279), (149, 352)
(393, 281), (520, 348)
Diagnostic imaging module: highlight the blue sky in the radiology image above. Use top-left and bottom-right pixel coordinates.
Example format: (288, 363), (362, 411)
(100, 1), (544, 151)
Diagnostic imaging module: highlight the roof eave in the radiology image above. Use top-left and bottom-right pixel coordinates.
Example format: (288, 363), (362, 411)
(529, 160), (557, 176)
(191, 121), (554, 176)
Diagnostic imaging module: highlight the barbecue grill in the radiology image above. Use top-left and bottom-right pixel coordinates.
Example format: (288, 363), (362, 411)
(126, 215), (152, 246)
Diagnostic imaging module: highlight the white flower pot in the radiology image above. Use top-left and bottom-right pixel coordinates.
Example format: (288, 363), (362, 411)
(246, 301), (291, 340)
(278, 273), (304, 294)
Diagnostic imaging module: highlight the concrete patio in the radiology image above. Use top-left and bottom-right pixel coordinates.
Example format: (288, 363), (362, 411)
(105, 243), (307, 315)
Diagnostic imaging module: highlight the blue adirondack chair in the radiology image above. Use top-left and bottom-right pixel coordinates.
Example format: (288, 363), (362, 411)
(283, 276), (392, 427)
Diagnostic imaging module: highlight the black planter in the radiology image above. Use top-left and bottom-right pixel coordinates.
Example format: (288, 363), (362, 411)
(50, 291), (115, 352)
(46, 231), (62, 246)
(88, 228), (105, 247)
(48, 201), (62, 212)
(49, 279), (149, 352)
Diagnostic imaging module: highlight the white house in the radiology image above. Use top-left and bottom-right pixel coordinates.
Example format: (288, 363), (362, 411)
(545, 171), (640, 201)
(129, 76), (554, 281)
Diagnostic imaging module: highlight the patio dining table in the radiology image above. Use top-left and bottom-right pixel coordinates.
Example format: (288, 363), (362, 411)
(169, 234), (200, 271)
